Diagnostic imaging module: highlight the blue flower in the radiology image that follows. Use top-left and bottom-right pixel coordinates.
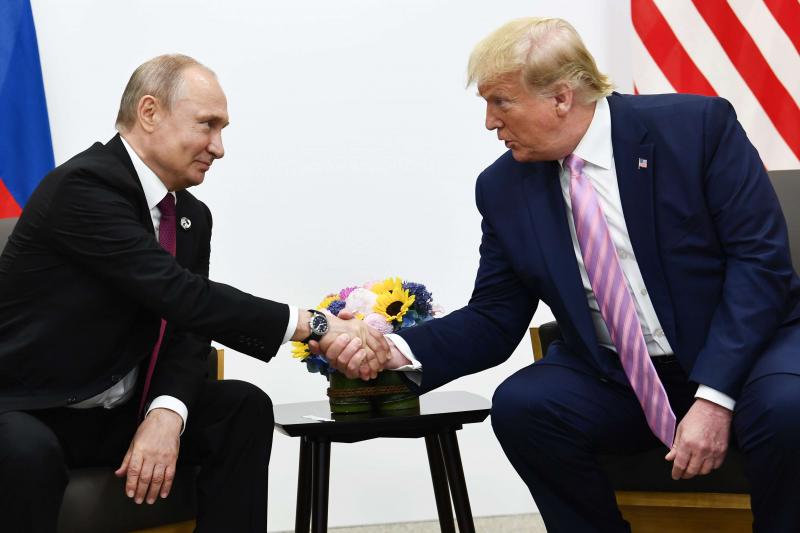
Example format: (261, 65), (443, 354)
(403, 281), (433, 316)
(305, 354), (331, 375)
(327, 299), (347, 316)
(400, 313), (417, 329)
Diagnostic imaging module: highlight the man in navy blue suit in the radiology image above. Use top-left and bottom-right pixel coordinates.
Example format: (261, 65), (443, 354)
(321, 17), (800, 532)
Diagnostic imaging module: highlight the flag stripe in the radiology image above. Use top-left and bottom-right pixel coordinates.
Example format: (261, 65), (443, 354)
(764, 0), (800, 54)
(0, 178), (22, 218)
(631, 0), (716, 95)
(631, 30), (675, 94)
(642, 0), (798, 169)
(729, 0), (800, 108)
(692, 0), (800, 161)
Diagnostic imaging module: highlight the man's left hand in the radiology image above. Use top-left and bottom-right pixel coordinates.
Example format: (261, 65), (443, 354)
(115, 408), (182, 504)
(665, 398), (732, 480)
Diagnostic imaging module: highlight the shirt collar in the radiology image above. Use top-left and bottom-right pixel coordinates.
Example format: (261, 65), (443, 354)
(119, 135), (175, 210)
(559, 96), (612, 171)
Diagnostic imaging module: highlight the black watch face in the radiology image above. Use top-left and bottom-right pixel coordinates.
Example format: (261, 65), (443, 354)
(311, 313), (329, 336)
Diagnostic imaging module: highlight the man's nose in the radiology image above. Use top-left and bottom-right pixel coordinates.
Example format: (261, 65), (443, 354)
(485, 109), (501, 131)
(209, 131), (224, 159)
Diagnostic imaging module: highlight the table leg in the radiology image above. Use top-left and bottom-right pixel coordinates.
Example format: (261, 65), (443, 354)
(440, 430), (475, 533)
(425, 435), (456, 533)
(311, 439), (331, 533)
(295, 437), (312, 533)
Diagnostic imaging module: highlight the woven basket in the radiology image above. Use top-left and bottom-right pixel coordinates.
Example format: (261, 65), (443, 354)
(327, 371), (419, 414)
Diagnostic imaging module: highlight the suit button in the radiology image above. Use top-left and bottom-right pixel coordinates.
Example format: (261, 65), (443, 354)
(111, 374), (122, 382)
(67, 396), (77, 403)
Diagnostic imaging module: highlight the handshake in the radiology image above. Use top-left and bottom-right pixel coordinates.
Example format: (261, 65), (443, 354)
(303, 310), (411, 381)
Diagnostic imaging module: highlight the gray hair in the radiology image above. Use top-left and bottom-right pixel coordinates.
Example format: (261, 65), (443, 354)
(115, 54), (214, 130)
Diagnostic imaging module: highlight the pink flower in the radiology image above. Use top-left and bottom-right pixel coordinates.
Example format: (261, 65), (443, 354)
(339, 286), (357, 300)
(364, 313), (394, 335)
(344, 288), (378, 315)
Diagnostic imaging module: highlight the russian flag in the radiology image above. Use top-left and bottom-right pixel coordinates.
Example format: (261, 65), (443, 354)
(0, 0), (54, 218)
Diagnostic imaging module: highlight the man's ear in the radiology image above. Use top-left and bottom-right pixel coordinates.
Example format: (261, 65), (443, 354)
(552, 84), (574, 117)
(137, 95), (161, 133)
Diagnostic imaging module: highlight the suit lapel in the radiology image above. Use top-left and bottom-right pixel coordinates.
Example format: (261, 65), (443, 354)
(521, 161), (599, 357)
(608, 94), (677, 345)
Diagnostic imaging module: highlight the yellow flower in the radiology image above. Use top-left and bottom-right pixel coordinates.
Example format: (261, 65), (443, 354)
(369, 277), (403, 295)
(291, 341), (311, 360)
(374, 278), (416, 323)
(316, 293), (340, 311)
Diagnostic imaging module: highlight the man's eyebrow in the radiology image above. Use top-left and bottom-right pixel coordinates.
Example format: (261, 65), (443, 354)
(198, 114), (230, 127)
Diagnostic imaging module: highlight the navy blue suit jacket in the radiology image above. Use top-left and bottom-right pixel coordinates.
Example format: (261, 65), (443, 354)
(399, 92), (800, 401)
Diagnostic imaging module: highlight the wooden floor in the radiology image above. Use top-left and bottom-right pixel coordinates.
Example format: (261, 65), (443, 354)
(275, 513), (546, 532)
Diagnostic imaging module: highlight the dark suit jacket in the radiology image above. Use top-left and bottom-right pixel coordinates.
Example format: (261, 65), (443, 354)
(400, 93), (800, 400)
(0, 135), (288, 412)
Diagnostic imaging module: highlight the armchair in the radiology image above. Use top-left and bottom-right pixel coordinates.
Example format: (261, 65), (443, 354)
(525, 169), (800, 532)
(0, 216), (222, 533)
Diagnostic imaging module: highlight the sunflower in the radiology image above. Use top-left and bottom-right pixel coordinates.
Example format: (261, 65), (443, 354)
(369, 277), (403, 295)
(291, 341), (311, 360)
(373, 278), (416, 323)
(316, 293), (340, 311)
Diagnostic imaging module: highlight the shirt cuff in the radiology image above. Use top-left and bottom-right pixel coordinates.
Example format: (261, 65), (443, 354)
(385, 333), (422, 386)
(146, 395), (189, 435)
(695, 384), (736, 411)
(282, 305), (299, 345)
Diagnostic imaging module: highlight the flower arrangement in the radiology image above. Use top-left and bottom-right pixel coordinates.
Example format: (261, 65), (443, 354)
(291, 277), (441, 376)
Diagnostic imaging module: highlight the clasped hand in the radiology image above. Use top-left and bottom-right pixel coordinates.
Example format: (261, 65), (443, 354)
(310, 311), (396, 380)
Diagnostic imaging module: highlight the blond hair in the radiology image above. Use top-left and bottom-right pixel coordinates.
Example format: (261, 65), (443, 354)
(467, 17), (613, 102)
(115, 54), (213, 130)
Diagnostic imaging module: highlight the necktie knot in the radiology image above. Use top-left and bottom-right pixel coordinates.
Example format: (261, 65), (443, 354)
(157, 193), (176, 218)
(564, 153), (585, 178)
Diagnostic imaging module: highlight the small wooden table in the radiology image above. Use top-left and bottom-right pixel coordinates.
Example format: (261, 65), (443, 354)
(273, 390), (491, 533)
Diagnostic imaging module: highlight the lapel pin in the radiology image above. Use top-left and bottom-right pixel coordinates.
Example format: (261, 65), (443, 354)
(638, 158), (648, 170)
(180, 217), (192, 230)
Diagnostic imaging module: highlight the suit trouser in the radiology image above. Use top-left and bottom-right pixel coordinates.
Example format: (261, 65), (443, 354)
(491, 341), (800, 533)
(0, 379), (273, 533)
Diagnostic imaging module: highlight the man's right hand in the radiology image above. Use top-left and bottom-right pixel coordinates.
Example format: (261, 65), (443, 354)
(316, 330), (410, 373)
(309, 311), (393, 380)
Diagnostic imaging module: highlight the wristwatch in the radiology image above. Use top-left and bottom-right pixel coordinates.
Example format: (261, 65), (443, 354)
(302, 309), (329, 344)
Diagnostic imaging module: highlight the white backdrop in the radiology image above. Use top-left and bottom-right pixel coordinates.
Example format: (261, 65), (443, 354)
(31, 1), (633, 530)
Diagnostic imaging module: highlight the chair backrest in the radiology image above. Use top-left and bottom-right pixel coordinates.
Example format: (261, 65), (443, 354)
(0, 217), (17, 253)
(768, 169), (800, 269)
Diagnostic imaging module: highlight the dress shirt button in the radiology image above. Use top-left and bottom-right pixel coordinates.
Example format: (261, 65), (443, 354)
(654, 328), (665, 338)
(618, 250), (628, 260)
(639, 288), (648, 296)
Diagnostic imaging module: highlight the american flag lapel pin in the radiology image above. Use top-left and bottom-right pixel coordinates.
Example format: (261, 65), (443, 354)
(638, 157), (648, 170)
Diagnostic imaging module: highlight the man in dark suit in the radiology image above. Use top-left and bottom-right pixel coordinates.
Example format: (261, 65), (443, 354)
(322, 17), (800, 532)
(0, 54), (388, 533)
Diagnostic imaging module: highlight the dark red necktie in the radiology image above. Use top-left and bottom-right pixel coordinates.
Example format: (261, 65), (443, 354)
(137, 193), (176, 419)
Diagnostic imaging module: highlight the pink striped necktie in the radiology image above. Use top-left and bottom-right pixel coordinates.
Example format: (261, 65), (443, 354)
(137, 193), (177, 419)
(565, 154), (676, 448)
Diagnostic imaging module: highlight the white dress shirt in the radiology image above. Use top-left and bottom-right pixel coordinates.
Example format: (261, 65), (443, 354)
(393, 98), (735, 411)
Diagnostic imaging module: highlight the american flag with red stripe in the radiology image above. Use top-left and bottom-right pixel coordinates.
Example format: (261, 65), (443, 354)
(632, 0), (799, 170)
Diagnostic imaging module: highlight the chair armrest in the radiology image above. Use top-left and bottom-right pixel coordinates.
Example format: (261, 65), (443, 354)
(208, 348), (224, 381)
(529, 322), (562, 361)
